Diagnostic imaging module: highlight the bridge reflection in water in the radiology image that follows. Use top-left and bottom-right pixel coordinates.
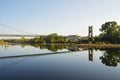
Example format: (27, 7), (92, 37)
(0, 48), (93, 72)
(0, 49), (93, 61)
(89, 49), (93, 61)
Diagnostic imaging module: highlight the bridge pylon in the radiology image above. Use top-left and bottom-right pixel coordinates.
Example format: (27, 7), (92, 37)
(88, 26), (93, 43)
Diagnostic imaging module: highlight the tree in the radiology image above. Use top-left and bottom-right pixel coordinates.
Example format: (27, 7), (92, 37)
(39, 36), (46, 43)
(100, 21), (117, 34)
(48, 33), (58, 36)
(99, 21), (120, 43)
(34, 37), (40, 43)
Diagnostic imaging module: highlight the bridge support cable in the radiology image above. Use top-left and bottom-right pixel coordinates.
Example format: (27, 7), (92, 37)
(0, 22), (38, 36)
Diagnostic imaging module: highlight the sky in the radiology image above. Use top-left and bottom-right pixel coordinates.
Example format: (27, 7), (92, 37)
(0, 0), (120, 36)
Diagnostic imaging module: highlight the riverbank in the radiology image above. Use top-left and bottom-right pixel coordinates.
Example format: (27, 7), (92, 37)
(1, 42), (120, 48)
(0, 42), (7, 45)
(76, 44), (120, 48)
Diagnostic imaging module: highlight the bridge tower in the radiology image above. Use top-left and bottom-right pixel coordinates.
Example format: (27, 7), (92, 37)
(88, 26), (93, 42)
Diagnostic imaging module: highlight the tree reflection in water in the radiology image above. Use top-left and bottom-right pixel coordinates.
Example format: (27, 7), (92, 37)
(100, 48), (120, 67)
(31, 44), (69, 52)
(31, 44), (120, 67)
(3, 44), (120, 67)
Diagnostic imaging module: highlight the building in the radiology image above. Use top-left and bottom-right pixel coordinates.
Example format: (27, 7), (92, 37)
(67, 35), (81, 42)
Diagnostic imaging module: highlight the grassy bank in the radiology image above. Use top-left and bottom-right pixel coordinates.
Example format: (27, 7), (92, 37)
(1, 41), (120, 49)
(0, 41), (6, 45)
(76, 44), (120, 48)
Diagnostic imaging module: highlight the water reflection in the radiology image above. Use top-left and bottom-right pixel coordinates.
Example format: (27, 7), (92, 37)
(26, 44), (120, 67)
(32, 44), (69, 52)
(0, 44), (94, 67)
(0, 51), (73, 59)
(1, 44), (120, 67)
(100, 48), (120, 67)
(88, 48), (93, 61)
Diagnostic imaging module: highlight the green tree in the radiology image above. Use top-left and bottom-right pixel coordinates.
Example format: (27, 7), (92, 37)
(48, 33), (58, 36)
(34, 37), (40, 43)
(39, 36), (46, 43)
(99, 21), (120, 43)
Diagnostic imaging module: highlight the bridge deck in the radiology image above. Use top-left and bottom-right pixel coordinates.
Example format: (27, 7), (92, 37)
(0, 34), (42, 37)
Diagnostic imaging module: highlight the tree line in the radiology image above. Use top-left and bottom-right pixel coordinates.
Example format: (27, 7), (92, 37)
(4, 33), (70, 43)
(2, 21), (120, 44)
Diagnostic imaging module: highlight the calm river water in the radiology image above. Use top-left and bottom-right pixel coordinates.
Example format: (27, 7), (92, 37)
(0, 44), (120, 80)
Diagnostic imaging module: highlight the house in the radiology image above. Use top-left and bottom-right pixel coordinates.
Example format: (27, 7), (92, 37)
(67, 35), (81, 42)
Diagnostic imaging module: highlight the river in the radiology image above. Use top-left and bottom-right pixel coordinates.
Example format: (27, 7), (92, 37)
(0, 44), (120, 80)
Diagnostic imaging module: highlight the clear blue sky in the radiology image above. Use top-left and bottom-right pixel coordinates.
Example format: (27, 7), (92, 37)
(0, 0), (120, 36)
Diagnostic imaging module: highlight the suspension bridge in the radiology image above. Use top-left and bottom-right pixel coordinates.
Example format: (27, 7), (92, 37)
(0, 23), (94, 62)
(0, 23), (43, 37)
(0, 23), (93, 40)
